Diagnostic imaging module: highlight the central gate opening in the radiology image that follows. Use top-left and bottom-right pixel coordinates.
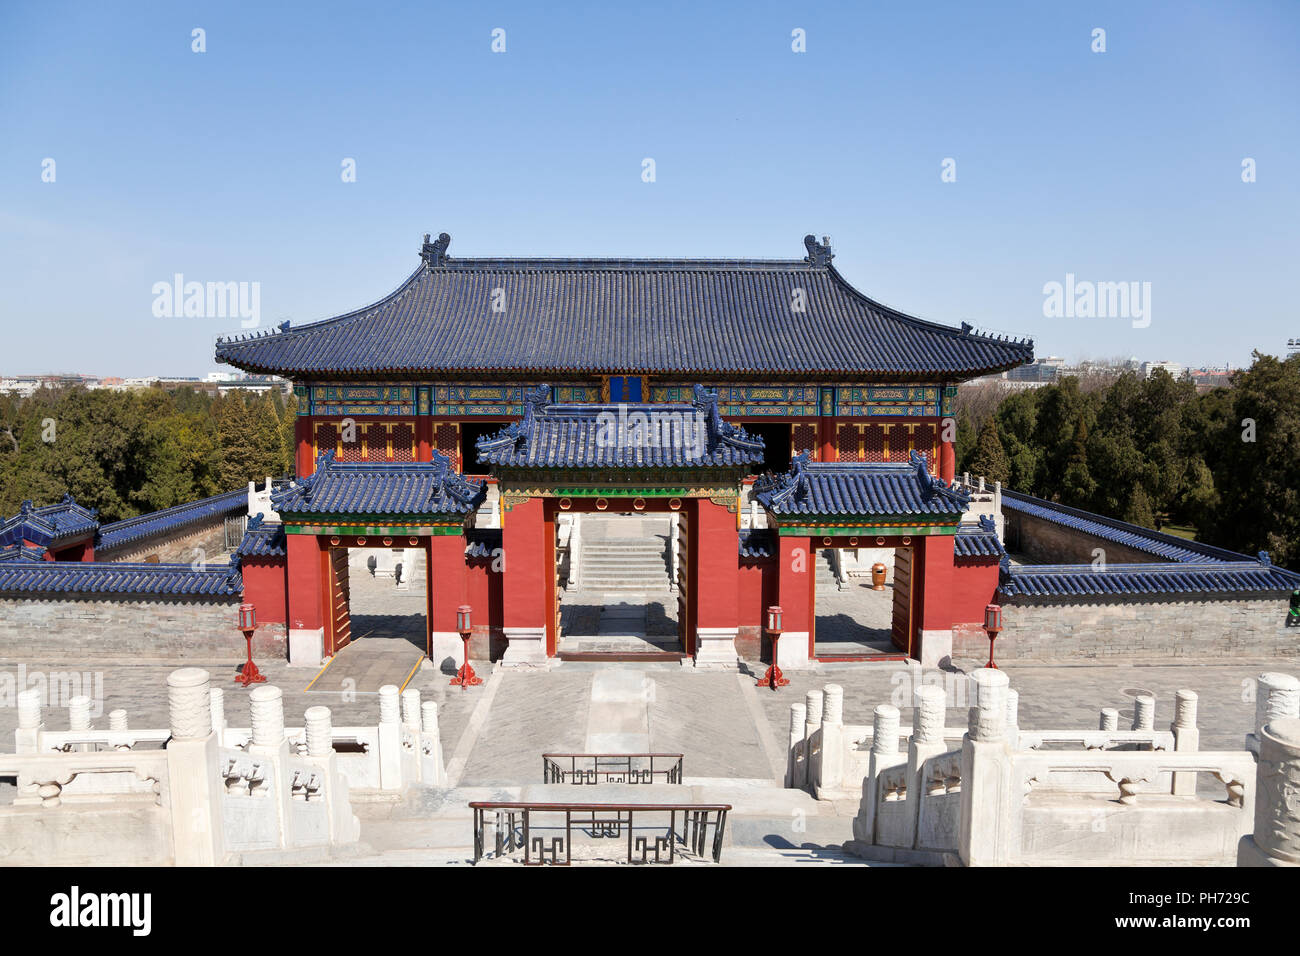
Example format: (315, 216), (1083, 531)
(811, 541), (915, 661)
(548, 501), (690, 662)
(319, 540), (431, 690)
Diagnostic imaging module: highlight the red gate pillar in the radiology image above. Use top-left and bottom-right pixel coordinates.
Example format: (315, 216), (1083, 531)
(776, 535), (814, 668)
(285, 532), (326, 666)
(939, 438), (956, 484)
(917, 534), (956, 668)
(294, 417), (315, 477)
(692, 498), (741, 666)
(427, 532), (468, 667)
(500, 496), (548, 665)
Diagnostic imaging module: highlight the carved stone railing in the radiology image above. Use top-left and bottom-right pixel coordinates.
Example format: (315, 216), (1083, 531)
(469, 801), (731, 865)
(542, 753), (683, 785)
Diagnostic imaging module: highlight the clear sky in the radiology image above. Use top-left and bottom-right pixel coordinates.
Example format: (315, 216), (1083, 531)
(1, 0), (1296, 377)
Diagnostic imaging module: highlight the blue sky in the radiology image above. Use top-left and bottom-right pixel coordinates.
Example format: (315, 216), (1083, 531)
(1, 0), (1296, 377)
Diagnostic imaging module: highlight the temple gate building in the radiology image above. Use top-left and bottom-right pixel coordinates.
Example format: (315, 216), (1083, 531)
(211, 232), (1031, 669)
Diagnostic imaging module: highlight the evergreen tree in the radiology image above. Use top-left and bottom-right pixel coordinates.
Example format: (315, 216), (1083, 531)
(215, 393), (260, 489)
(1125, 485), (1155, 528)
(967, 419), (1010, 485)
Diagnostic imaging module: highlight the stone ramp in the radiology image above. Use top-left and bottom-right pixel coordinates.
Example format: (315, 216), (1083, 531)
(306, 638), (424, 695)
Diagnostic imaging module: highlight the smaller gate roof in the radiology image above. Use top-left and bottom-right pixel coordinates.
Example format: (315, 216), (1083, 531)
(0, 495), (99, 550)
(754, 451), (970, 518)
(476, 384), (765, 470)
(271, 450), (485, 517)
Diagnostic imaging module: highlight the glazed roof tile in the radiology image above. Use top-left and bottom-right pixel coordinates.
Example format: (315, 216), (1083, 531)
(214, 233), (1033, 379)
(0, 495), (99, 549)
(271, 450), (485, 516)
(96, 489), (248, 552)
(0, 558), (243, 596)
(476, 385), (765, 470)
(234, 514), (287, 557)
(998, 559), (1300, 597)
(754, 451), (970, 518)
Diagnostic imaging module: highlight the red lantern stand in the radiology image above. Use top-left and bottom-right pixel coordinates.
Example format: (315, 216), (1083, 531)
(756, 605), (789, 691)
(450, 604), (482, 689)
(235, 602), (266, 687)
(983, 603), (1003, 669)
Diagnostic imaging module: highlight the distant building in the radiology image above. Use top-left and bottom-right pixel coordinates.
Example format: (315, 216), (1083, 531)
(1287, 338), (1299, 359)
(1141, 360), (1184, 380)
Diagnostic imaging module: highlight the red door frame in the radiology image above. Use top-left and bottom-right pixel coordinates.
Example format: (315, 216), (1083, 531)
(804, 533), (923, 663)
(540, 496), (701, 657)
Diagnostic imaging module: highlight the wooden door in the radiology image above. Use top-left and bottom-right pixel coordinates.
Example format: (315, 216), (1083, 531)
(329, 548), (352, 653)
(890, 546), (913, 654)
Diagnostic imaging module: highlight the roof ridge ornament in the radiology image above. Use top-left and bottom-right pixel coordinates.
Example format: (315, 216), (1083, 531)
(691, 384), (762, 453)
(420, 232), (452, 268)
(753, 450), (810, 508)
(803, 234), (834, 267)
(911, 449), (971, 507)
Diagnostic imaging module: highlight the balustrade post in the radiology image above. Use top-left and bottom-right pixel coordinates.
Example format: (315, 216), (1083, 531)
(905, 685), (949, 850)
(209, 686), (227, 744)
(1250, 673), (1300, 755)
(786, 702), (806, 789)
(959, 668), (1014, 867)
(1240, 716), (1300, 866)
(16, 688), (42, 754)
(1099, 708), (1119, 732)
(1132, 694), (1155, 731)
(164, 668), (225, 865)
(1171, 690), (1199, 795)
(804, 689), (824, 790)
(377, 684), (403, 790)
(820, 684), (845, 792)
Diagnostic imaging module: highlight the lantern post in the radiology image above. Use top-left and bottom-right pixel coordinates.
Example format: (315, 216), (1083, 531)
(983, 602), (1003, 670)
(756, 604), (789, 691)
(235, 602), (266, 687)
(450, 604), (482, 689)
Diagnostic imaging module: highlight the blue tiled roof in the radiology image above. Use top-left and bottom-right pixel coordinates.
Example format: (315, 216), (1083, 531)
(1000, 489), (1243, 563)
(272, 450), (485, 516)
(235, 514), (287, 557)
(0, 558), (243, 596)
(0, 495), (99, 550)
(214, 233), (1033, 378)
(739, 529), (776, 559)
(476, 385), (765, 470)
(955, 517), (1006, 558)
(465, 528), (502, 559)
(999, 559), (1300, 598)
(0, 544), (50, 562)
(96, 489), (248, 552)
(754, 451), (970, 518)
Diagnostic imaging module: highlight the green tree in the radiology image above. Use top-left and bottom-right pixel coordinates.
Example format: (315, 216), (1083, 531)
(966, 419), (1010, 485)
(215, 393), (260, 489)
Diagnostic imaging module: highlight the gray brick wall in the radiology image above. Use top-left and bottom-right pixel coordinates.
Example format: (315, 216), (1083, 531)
(952, 594), (1298, 661)
(0, 594), (287, 660)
